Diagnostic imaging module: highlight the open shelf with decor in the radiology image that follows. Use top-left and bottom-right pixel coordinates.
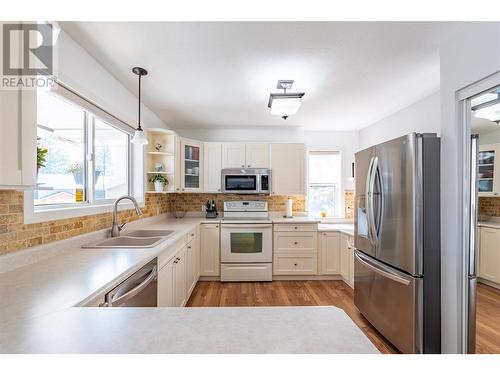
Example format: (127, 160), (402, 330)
(145, 129), (177, 193)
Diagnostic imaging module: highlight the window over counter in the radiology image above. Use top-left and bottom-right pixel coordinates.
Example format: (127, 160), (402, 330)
(307, 151), (342, 218)
(34, 87), (133, 210)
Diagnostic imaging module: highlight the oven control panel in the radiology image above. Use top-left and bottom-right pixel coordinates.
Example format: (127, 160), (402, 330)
(224, 201), (268, 212)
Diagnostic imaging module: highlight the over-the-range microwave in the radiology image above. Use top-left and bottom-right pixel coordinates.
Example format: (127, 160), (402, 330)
(221, 168), (271, 194)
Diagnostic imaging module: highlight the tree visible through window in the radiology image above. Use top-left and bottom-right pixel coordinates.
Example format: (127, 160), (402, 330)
(308, 151), (342, 218)
(35, 89), (130, 207)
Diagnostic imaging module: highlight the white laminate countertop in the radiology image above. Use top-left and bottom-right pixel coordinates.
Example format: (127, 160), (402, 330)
(478, 220), (500, 230)
(318, 223), (355, 236)
(0, 306), (378, 354)
(0, 215), (375, 354)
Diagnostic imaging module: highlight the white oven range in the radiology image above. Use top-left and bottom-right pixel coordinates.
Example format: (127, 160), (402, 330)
(220, 201), (273, 282)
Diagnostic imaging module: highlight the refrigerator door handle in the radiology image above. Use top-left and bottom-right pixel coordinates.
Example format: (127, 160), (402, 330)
(469, 135), (479, 277)
(365, 156), (376, 244)
(368, 156), (380, 244)
(355, 250), (411, 286)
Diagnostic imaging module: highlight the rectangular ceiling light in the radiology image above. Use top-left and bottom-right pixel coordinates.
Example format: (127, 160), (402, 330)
(268, 93), (304, 117)
(473, 98), (500, 123)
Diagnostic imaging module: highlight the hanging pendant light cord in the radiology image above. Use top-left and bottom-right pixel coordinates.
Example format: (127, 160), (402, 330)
(137, 73), (142, 131)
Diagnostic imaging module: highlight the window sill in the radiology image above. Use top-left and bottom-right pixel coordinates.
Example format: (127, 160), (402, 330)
(23, 194), (145, 224)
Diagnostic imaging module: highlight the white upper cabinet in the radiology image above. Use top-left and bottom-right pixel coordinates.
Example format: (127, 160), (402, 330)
(180, 138), (204, 192)
(204, 142), (222, 193)
(222, 143), (270, 169)
(478, 144), (500, 197)
(270, 143), (307, 195)
(222, 143), (246, 168)
(245, 144), (270, 168)
(0, 87), (36, 188)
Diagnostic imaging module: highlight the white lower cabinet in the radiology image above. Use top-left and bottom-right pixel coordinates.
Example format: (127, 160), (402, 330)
(478, 226), (500, 284)
(173, 246), (188, 307)
(200, 223), (220, 277)
(187, 227), (200, 295)
(340, 233), (354, 288)
(318, 232), (340, 275)
(157, 226), (201, 307)
(157, 245), (187, 307)
(157, 256), (175, 307)
(273, 224), (318, 275)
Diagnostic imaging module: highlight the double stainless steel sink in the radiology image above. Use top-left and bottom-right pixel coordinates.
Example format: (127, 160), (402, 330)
(82, 229), (175, 249)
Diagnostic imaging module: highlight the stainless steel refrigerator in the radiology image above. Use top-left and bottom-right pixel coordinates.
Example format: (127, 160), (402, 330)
(354, 133), (441, 354)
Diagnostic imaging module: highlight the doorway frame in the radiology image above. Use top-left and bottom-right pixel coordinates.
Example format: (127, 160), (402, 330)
(457, 70), (500, 353)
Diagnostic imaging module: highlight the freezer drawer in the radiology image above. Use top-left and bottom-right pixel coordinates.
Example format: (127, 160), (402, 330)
(354, 250), (423, 353)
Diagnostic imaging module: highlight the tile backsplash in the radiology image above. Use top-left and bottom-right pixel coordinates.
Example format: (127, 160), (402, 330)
(0, 191), (170, 256)
(170, 193), (306, 214)
(479, 197), (500, 217)
(0, 190), (355, 256)
(344, 190), (354, 219)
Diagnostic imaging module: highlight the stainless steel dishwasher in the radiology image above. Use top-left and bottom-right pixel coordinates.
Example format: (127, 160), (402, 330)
(101, 259), (158, 307)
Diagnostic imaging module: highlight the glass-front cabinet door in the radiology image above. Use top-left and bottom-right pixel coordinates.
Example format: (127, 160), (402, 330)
(180, 138), (203, 192)
(479, 144), (500, 197)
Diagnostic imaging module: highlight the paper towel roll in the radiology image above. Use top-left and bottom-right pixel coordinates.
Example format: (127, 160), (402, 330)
(286, 198), (293, 218)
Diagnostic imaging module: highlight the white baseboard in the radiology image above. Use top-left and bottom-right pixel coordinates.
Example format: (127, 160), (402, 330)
(478, 278), (500, 290)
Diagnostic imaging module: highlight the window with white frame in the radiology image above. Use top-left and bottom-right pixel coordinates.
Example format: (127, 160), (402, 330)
(35, 88), (131, 207)
(307, 151), (342, 218)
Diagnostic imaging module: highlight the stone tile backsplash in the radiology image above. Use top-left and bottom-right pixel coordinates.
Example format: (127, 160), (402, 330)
(479, 197), (500, 217)
(0, 191), (170, 256)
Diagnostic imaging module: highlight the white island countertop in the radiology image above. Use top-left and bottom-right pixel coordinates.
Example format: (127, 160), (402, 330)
(0, 306), (378, 354)
(0, 215), (375, 354)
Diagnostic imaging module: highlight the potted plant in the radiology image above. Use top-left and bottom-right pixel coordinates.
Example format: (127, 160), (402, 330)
(36, 137), (48, 176)
(149, 174), (169, 192)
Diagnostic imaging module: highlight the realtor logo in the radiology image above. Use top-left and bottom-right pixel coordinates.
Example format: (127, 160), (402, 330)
(1, 22), (57, 89)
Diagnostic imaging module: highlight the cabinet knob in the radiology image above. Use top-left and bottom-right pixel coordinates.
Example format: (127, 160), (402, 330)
(241, 165), (245, 168)
(174, 260), (178, 264)
(294, 263), (298, 266)
(187, 245), (191, 249)
(294, 241), (298, 245)
(191, 233), (195, 237)
(294, 226), (298, 230)
(215, 225), (219, 228)
(218, 189), (221, 192)
(247, 165), (251, 168)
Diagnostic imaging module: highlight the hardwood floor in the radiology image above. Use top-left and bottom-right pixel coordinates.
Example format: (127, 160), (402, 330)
(476, 282), (500, 354)
(186, 280), (399, 353)
(187, 280), (500, 354)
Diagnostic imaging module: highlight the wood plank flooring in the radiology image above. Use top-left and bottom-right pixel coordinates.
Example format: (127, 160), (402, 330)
(476, 282), (500, 354)
(187, 280), (500, 354)
(186, 280), (399, 353)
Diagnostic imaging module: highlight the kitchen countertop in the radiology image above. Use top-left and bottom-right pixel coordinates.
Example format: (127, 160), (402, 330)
(478, 220), (500, 230)
(0, 306), (378, 354)
(0, 215), (373, 354)
(318, 223), (355, 236)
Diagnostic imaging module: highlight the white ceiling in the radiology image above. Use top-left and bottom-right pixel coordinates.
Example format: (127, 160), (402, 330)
(60, 22), (462, 131)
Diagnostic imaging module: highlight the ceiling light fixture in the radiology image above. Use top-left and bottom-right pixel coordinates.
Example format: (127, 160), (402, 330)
(131, 66), (149, 145)
(473, 97), (500, 124)
(268, 80), (305, 120)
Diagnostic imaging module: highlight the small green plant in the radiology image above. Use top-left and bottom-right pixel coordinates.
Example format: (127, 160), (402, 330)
(37, 137), (48, 169)
(149, 174), (169, 186)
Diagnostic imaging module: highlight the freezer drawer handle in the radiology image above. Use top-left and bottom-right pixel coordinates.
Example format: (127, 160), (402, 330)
(354, 251), (410, 286)
(108, 266), (157, 307)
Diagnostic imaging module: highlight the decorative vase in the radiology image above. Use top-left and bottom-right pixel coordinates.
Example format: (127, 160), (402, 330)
(154, 181), (164, 192)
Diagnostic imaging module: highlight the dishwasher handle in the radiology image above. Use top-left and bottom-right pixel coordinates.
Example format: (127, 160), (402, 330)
(105, 266), (157, 307)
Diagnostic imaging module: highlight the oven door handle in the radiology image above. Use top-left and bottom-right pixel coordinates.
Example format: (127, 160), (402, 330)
(221, 224), (273, 228)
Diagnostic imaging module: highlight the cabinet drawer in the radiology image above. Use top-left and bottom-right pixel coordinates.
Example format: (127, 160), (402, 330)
(273, 253), (317, 275)
(274, 233), (316, 252)
(158, 237), (186, 269)
(274, 223), (317, 232)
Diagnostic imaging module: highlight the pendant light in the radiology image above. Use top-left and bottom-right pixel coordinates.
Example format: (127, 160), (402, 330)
(131, 66), (149, 145)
